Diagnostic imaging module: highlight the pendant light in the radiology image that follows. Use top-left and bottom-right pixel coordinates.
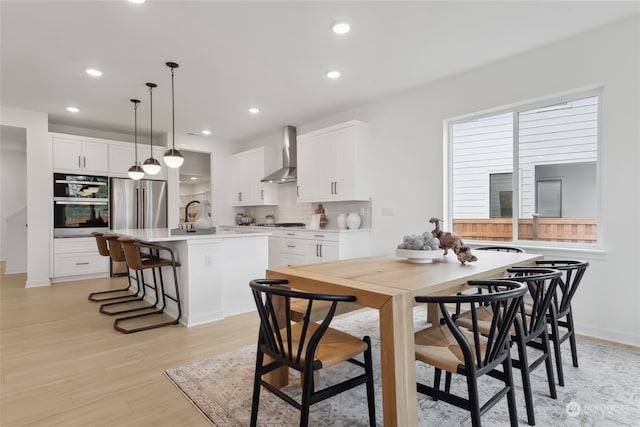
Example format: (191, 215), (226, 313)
(142, 82), (162, 175)
(163, 61), (184, 168)
(127, 99), (144, 180)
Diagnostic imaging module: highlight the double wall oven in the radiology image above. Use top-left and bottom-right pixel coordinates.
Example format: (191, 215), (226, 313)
(53, 173), (109, 237)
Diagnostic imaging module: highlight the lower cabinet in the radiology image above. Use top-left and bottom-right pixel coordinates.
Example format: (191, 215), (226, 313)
(304, 240), (338, 264)
(53, 237), (109, 281)
(219, 226), (371, 269)
(271, 229), (369, 268)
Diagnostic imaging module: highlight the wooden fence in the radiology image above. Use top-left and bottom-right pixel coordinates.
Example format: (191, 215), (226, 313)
(453, 217), (597, 243)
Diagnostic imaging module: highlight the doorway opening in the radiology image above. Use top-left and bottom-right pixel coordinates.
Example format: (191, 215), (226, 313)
(179, 150), (212, 224)
(0, 125), (28, 273)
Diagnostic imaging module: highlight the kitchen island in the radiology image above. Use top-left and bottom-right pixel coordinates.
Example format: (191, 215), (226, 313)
(111, 228), (271, 327)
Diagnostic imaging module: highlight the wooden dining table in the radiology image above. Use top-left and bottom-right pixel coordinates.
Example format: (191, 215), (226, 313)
(266, 250), (543, 426)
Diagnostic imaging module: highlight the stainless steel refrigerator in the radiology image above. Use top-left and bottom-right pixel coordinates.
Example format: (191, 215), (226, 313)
(109, 177), (167, 275)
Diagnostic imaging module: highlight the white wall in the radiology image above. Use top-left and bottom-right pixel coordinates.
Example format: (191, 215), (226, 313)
(246, 16), (640, 346)
(0, 127), (27, 267)
(0, 106), (51, 287)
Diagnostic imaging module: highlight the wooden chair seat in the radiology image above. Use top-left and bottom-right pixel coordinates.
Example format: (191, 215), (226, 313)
(289, 298), (361, 322)
(415, 325), (487, 373)
(280, 322), (368, 368)
(454, 306), (518, 334)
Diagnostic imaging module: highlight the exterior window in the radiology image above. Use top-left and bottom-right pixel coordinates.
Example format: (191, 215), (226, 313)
(449, 92), (599, 245)
(536, 179), (562, 218)
(489, 173), (512, 218)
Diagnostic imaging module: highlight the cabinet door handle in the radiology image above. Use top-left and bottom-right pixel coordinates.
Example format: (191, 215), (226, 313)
(334, 181), (337, 194)
(330, 182), (334, 194)
(296, 186), (299, 197)
(320, 244), (323, 258)
(78, 156), (81, 168)
(76, 262), (90, 266)
(261, 189), (264, 200)
(316, 244), (319, 257)
(238, 192), (242, 202)
(83, 156), (86, 168)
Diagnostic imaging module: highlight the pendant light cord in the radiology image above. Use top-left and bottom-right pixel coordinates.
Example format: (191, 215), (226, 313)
(171, 66), (175, 150)
(149, 85), (154, 152)
(134, 101), (138, 164)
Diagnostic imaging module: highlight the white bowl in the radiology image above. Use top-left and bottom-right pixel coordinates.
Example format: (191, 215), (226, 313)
(395, 248), (444, 263)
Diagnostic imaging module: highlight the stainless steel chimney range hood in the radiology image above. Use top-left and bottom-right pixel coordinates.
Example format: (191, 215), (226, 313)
(261, 125), (297, 184)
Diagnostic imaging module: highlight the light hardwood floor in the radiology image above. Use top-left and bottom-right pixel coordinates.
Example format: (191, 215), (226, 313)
(0, 263), (260, 426)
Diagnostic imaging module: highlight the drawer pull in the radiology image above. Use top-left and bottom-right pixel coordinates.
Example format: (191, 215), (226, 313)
(286, 233), (295, 236)
(314, 234), (324, 238)
(76, 262), (90, 265)
(286, 245), (297, 248)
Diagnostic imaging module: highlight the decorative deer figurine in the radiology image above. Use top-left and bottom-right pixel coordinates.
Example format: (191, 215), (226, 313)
(429, 217), (477, 264)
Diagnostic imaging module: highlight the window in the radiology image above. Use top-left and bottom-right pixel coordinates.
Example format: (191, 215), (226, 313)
(448, 91), (599, 245)
(489, 173), (513, 218)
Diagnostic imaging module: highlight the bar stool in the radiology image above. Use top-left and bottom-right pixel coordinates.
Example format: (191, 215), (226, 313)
(98, 237), (153, 316)
(88, 232), (137, 302)
(113, 237), (182, 334)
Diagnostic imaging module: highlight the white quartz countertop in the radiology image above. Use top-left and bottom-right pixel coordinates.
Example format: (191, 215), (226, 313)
(111, 228), (272, 242)
(220, 225), (371, 233)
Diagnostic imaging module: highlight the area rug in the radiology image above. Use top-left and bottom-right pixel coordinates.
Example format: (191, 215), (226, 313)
(165, 308), (640, 426)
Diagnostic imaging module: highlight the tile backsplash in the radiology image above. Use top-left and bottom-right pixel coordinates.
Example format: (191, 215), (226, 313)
(235, 183), (371, 229)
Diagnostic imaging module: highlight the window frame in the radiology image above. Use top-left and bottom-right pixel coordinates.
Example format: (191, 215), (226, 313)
(444, 86), (603, 249)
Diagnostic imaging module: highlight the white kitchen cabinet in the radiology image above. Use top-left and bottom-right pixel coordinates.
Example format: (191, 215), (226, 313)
(52, 136), (109, 173)
(79, 139), (169, 179)
(231, 146), (279, 206)
(52, 237), (109, 281)
(296, 121), (371, 202)
(109, 143), (135, 177)
(270, 228), (370, 268)
(305, 240), (339, 263)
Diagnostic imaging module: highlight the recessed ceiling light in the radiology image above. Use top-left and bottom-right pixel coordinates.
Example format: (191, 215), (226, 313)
(202, 130), (211, 135)
(249, 107), (260, 114)
(128, 0), (145, 4)
(85, 68), (102, 77)
(326, 70), (341, 79)
(66, 106), (79, 113)
(332, 22), (350, 35)
(190, 176), (198, 180)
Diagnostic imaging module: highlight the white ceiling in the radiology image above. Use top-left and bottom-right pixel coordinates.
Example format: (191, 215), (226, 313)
(1, 1), (638, 143)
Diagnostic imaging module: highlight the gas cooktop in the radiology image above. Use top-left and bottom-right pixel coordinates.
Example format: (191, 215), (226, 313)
(244, 222), (306, 228)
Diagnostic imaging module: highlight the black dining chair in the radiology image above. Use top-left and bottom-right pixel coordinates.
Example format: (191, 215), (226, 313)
(530, 259), (589, 386)
(414, 279), (527, 427)
(455, 267), (562, 425)
(249, 279), (375, 427)
(475, 245), (525, 253)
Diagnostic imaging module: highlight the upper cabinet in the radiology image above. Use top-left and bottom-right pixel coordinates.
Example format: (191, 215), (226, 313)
(108, 143), (135, 177)
(296, 120), (371, 203)
(52, 133), (169, 179)
(52, 136), (109, 174)
(231, 146), (279, 206)
(109, 142), (167, 180)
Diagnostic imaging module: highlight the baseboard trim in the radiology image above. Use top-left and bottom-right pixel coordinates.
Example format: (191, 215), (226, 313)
(576, 323), (640, 348)
(25, 278), (51, 288)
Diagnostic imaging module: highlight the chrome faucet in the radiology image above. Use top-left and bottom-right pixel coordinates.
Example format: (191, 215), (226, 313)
(184, 200), (200, 223)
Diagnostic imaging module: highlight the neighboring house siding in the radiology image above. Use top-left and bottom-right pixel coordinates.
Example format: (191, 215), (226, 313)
(452, 96), (598, 219)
